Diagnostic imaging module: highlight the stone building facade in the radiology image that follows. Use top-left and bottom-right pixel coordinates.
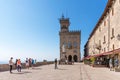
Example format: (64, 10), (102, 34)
(59, 15), (81, 62)
(84, 0), (120, 61)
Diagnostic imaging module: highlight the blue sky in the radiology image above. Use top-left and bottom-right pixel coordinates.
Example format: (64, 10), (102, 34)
(0, 0), (108, 63)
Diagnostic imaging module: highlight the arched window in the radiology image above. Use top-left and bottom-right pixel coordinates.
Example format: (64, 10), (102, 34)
(73, 42), (77, 48)
(68, 42), (72, 49)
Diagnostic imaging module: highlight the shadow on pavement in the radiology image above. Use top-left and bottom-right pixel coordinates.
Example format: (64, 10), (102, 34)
(57, 68), (67, 70)
(12, 71), (32, 74)
(32, 67), (42, 70)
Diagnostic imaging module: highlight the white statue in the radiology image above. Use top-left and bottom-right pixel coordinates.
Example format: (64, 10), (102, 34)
(62, 44), (66, 52)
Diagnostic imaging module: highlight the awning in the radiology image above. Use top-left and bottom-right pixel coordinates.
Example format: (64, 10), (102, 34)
(102, 51), (113, 55)
(84, 55), (92, 60)
(92, 53), (104, 57)
(93, 48), (120, 57)
(103, 48), (120, 56)
(84, 48), (120, 60)
(113, 48), (120, 53)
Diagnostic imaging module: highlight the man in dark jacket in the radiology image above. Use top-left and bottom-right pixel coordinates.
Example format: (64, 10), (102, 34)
(55, 58), (58, 69)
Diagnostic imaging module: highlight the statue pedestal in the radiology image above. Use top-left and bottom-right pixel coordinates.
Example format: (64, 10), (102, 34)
(60, 52), (66, 64)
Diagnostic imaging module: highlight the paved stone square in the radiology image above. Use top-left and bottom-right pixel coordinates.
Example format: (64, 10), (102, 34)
(0, 63), (120, 80)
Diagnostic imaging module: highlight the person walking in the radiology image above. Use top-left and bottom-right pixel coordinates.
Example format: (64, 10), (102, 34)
(15, 59), (18, 70)
(114, 57), (119, 69)
(29, 58), (32, 67)
(55, 58), (58, 69)
(109, 58), (113, 71)
(31, 58), (35, 69)
(25, 58), (29, 69)
(17, 59), (22, 72)
(9, 57), (14, 73)
(35, 59), (37, 64)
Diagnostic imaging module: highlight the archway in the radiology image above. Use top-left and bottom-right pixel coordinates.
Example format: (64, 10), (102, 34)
(73, 55), (78, 62)
(68, 55), (72, 62)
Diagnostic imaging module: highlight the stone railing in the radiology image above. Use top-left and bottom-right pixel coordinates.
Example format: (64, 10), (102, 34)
(0, 61), (54, 72)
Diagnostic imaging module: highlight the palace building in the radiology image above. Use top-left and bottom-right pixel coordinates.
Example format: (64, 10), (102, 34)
(59, 15), (81, 62)
(84, 0), (120, 66)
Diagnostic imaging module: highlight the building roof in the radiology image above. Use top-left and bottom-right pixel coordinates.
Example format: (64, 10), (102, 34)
(88, 0), (114, 40)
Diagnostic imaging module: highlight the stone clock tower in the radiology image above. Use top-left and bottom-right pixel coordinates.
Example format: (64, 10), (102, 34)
(59, 15), (81, 62)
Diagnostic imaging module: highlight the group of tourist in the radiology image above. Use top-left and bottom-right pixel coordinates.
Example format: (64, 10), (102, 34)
(109, 56), (119, 71)
(15, 59), (22, 72)
(9, 57), (36, 73)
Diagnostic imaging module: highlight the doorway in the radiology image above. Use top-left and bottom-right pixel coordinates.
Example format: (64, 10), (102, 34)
(73, 55), (78, 62)
(68, 55), (72, 62)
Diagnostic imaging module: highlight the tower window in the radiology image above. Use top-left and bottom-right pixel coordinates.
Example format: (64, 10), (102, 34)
(61, 26), (67, 29)
(63, 25), (66, 27)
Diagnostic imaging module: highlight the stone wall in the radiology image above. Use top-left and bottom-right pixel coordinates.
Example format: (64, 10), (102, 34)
(0, 61), (54, 72)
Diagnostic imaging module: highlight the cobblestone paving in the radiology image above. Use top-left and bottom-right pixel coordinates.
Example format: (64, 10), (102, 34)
(0, 63), (120, 80)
